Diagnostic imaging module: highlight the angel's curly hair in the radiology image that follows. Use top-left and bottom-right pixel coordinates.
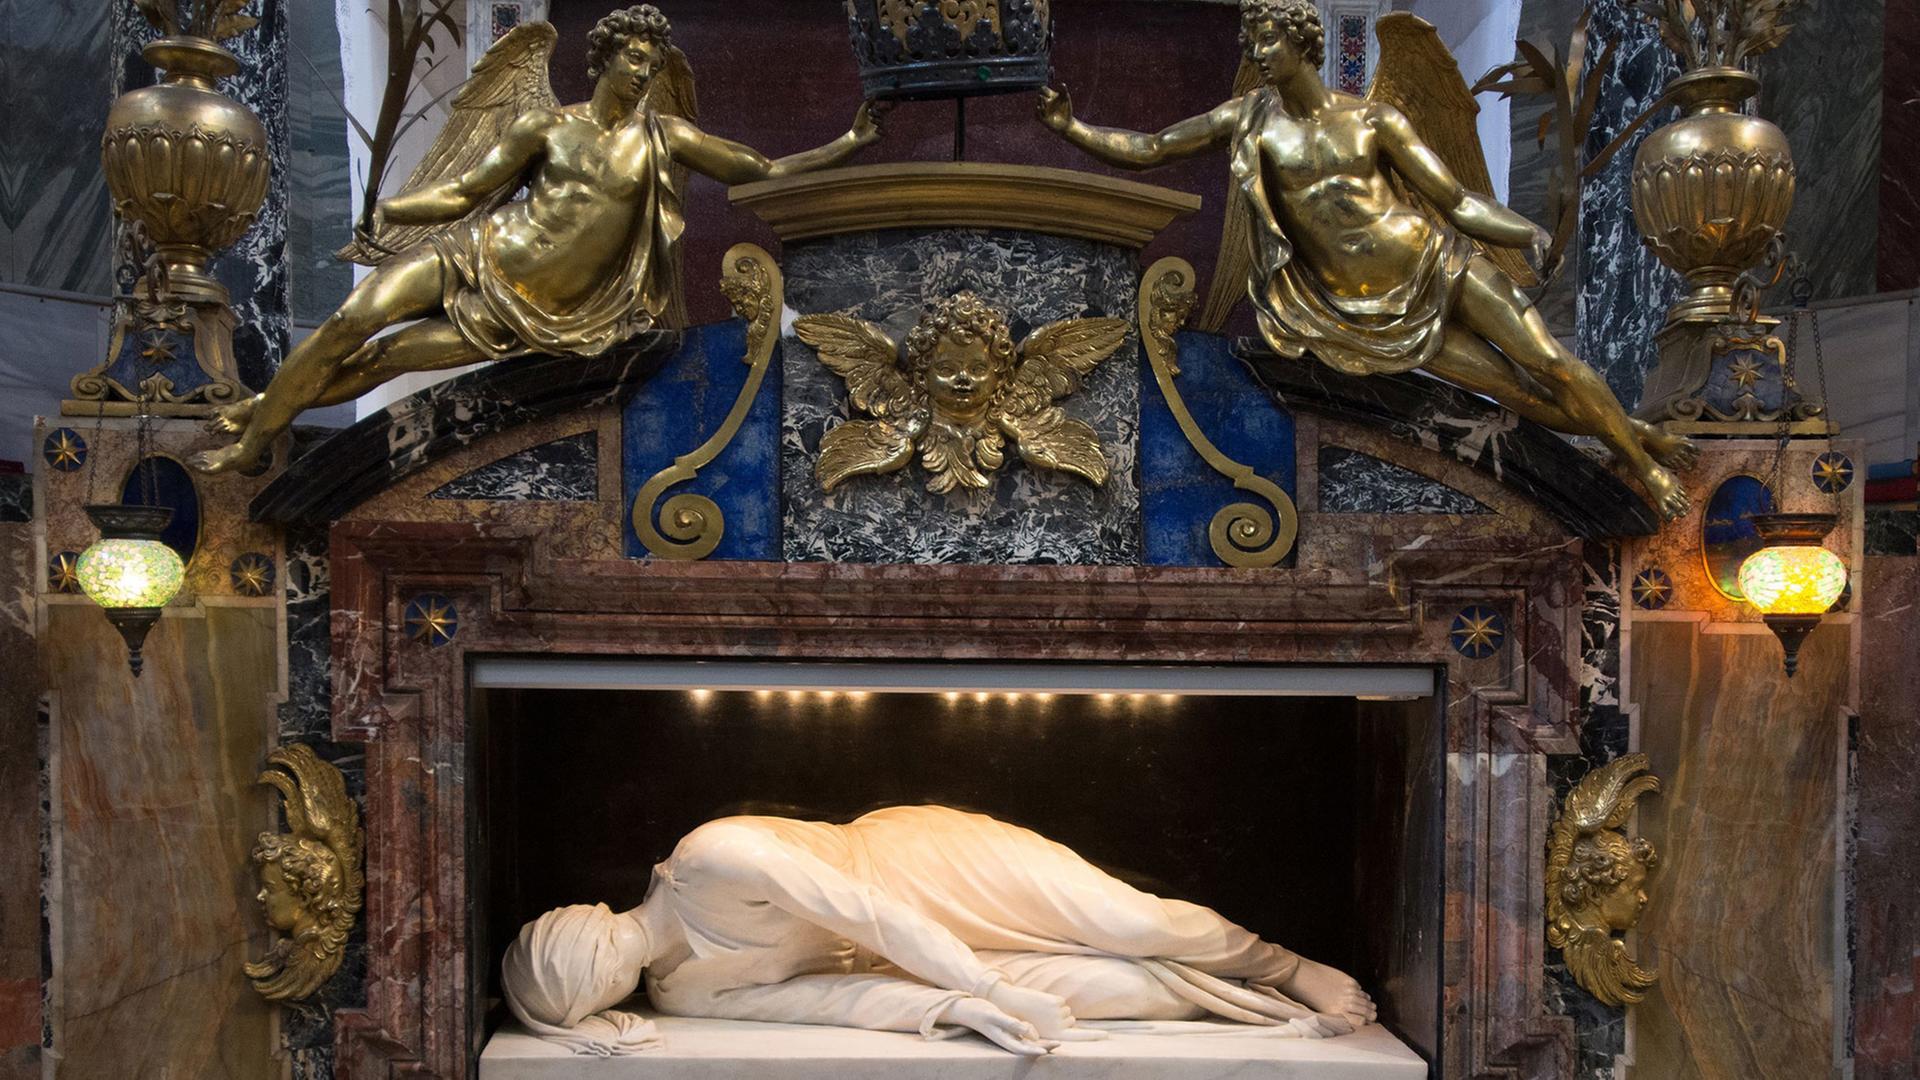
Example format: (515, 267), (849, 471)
(904, 292), (1017, 378)
(254, 832), (350, 919)
(1558, 832), (1657, 911)
(1240, 0), (1326, 69)
(587, 4), (673, 80)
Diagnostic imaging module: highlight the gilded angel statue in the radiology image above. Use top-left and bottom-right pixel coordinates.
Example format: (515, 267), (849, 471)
(245, 745), (365, 1002)
(1038, 0), (1697, 519)
(794, 293), (1130, 494)
(193, 4), (882, 474)
(1546, 753), (1660, 1006)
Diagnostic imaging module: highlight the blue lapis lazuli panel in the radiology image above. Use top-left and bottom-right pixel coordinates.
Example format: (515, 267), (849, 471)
(1140, 331), (1297, 567)
(623, 321), (781, 562)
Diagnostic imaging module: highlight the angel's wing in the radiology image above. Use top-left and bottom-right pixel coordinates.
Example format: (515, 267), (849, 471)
(1368, 13), (1538, 288)
(793, 314), (923, 420)
(1196, 57), (1267, 333)
(817, 419), (916, 491)
(1002, 410), (1110, 487)
(995, 317), (1131, 423)
(337, 22), (560, 265)
(1561, 753), (1660, 833)
(1561, 928), (1658, 1007)
(647, 45), (698, 328)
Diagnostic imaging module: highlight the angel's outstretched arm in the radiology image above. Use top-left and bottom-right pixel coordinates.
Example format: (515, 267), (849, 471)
(1039, 88), (1237, 170)
(1369, 104), (1537, 250)
(378, 109), (554, 226)
(663, 102), (880, 185)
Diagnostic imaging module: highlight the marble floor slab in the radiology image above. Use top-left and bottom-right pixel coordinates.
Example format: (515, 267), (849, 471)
(481, 1016), (1426, 1079)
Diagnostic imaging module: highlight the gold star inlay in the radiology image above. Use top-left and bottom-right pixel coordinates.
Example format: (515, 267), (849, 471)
(44, 430), (84, 470)
(1727, 356), (1765, 390)
(48, 553), (81, 594)
(405, 597), (457, 646)
(1451, 608), (1504, 656)
(1813, 455), (1853, 493)
(1632, 571), (1673, 609)
(231, 555), (273, 597)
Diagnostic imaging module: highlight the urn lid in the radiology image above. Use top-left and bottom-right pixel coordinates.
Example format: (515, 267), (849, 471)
(142, 35), (242, 82)
(845, 0), (1052, 101)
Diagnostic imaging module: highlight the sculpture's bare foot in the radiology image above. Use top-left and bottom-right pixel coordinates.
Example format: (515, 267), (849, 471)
(1642, 425), (1699, 470)
(1641, 464), (1692, 521)
(1275, 958), (1376, 1034)
(206, 394), (262, 437)
(190, 442), (263, 475)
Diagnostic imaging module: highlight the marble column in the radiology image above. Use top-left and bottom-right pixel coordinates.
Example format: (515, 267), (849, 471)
(1575, 0), (1683, 412)
(110, 0), (292, 395)
(0, 1), (114, 294)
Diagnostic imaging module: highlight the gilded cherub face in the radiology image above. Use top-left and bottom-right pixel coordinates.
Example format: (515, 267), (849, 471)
(922, 334), (1010, 425)
(604, 35), (663, 103)
(257, 862), (305, 934)
(1595, 854), (1651, 932)
(1240, 1), (1325, 86)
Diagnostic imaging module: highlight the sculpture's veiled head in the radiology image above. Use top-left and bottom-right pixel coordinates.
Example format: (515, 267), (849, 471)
(1240, 0), (1325, 79)
(588, 5), (673, 99)
(503, 903), (661, 1055)
(904, 292), (1018, 425)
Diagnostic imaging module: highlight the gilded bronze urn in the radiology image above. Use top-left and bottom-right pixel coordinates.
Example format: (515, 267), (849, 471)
(1631, 68), (1795, 327)
(102, 34), (270, 306)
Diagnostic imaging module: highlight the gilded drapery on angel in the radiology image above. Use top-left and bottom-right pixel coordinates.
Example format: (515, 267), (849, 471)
(193, 4), (881, 475)
(794, 293), (1130, 493)
(1038, 0), (1697, 520)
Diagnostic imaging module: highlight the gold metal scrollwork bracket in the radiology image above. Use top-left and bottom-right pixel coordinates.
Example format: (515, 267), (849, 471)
(1546, 753), (1661, 1006)
(1138, 257), (1298, 568)
(246, 745), (364, 1002)
(633, 243), (783, 561)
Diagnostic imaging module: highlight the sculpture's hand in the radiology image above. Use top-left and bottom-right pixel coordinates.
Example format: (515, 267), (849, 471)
(946, 997), (1059, 1056)
(1526, 222), (1554, 275)
(369, 202), (389, 236)
(851, 99), (889, 147)
(986, 981), (1107, 1042)
(1037, 86), (1073, 134)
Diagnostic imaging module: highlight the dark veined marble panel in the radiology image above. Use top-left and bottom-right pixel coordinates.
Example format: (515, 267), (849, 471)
(0, 474), (29, 523)
(1576, 0), (1685, 411)
(1317, 447), (1487, 515)
(1865, 507), (1919, 557)
(431, 432), (598, 502)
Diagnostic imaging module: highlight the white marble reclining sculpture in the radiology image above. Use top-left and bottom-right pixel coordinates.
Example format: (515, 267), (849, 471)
(501, 805), (1376, 1056)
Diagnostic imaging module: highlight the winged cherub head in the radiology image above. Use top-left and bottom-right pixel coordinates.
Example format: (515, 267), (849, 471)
(1545, 754), (1661, 1007)
(1240, 0), (1325, 81)
(588, 5), (674, 102)
(794, 295), (1131, 495)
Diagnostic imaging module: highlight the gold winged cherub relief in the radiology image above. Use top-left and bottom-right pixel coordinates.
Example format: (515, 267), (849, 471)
(246, 745), (365, 1002)
(1546, 753), (1661, 1006)
(794, 293), (1130, 493)
(1038, 0), (1697, 519)
(192, 4), (881, 474)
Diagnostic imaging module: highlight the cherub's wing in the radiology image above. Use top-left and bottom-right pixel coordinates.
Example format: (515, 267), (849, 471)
(817, 419), (916, 491)
(1001, 410), (1110, 486)
(647, 45), (698, 328)
(337, 22), (560, 265)
(1561, 753), (1660, 833)
(792, 314), (923, 420)
(1368, 13), (1538, 288)
(1196, 58), (1266, 333)
(995, 317), (1131, 422)
(1562, 928), (1659, 1007)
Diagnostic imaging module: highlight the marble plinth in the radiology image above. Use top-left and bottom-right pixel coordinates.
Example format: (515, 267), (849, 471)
(479, 1017), (1426, 1080)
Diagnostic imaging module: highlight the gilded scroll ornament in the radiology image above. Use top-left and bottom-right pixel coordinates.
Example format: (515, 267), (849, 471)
(1039, 3), (1697, 520)
(1546, 753), (1660, 1006)
(794, 294), (1130, 494)
(633, 244), (781, 560)
(193, 5), (881, 475)
(246, 745), (364, 1002)
(1138, 258), (1297, 568)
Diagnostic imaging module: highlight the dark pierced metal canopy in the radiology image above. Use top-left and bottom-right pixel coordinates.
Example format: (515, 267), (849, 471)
(845, 0), (1053, 101)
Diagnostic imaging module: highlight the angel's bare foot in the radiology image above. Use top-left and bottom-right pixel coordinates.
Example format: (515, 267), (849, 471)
(1641, 464), (1692, 521)
(206, 394), (262, 437)
(1638, 423), (1699, 470)
(190, 441), (263, 475)
(1275, 957), (1376, 1033)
